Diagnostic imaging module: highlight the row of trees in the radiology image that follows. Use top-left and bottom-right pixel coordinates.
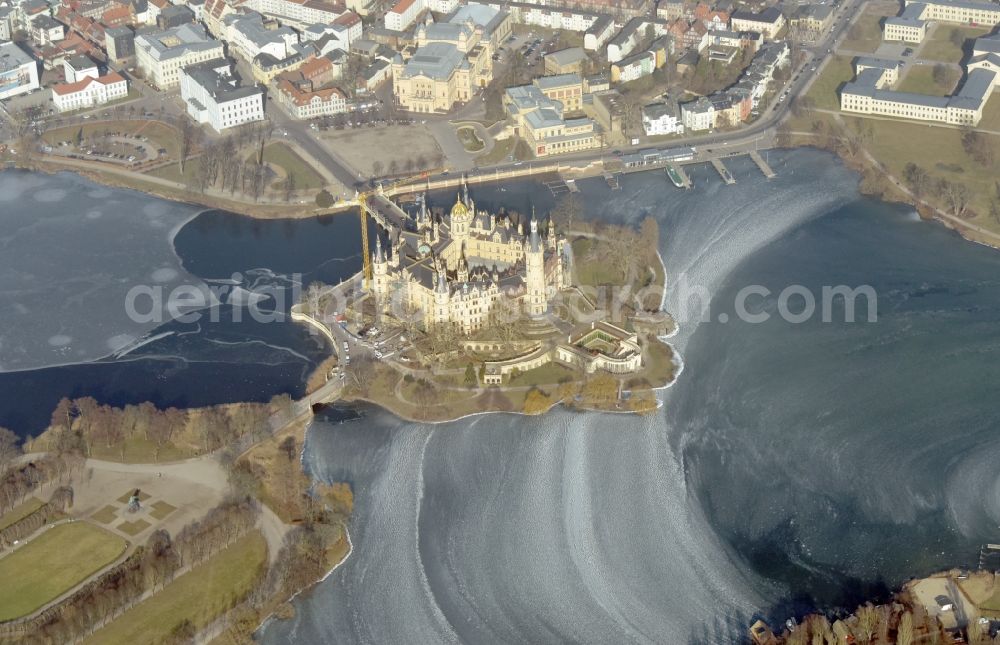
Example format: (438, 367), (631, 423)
(47, 397), (274, 461)
(0, 455), (61, 515)
(370, 151), (445, 180)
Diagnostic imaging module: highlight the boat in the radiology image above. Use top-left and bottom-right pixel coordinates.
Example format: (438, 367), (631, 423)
(666, 165), (686, 189)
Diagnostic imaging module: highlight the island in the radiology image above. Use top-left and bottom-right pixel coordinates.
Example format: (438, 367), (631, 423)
(292, 182), (677, 421)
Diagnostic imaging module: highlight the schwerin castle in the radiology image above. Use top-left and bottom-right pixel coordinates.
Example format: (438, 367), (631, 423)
(371, 183), (567, 334)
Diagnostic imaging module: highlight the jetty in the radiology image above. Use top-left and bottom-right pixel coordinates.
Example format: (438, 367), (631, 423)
(545, 178), (570, 196)
(711, 158), (736, 185)
(566, 178), (580, 193)
(750, 150), (776, 179)
(604, 173), (621, 190)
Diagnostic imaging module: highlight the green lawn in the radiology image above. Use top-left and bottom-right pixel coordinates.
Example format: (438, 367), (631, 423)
(919, 25), (994, 63)
(150, 501), (176, 521)
(806, 56), (855, 110)
(260, 142), (326, 190)
(979, 95), (1000, 131)
(475, 136), (533, 165)
(508, 362), (576, 387)
(572, 238), (625, 286)
(0, 522), (127, 621)
(0, 497), (45, 531)
(84, 532), (267, 645)
(42, 120), (181, 159)
(116, 519), (150, 536)
(146, 158), (202, 185)
(896, 64), (961, 94)
(91, 505), (119, 524)
(840, 5), (896, 52)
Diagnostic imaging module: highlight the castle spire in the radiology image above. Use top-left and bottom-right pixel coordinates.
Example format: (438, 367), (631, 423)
(374, 234), (385, 263)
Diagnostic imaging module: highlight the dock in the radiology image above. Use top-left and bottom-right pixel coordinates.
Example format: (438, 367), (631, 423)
(604, 173), (621, 190)
(749, 150), (776, 179)
(544, 179), (570, 196)
(711, 158), (736, 185)
(566, 178), (580, 193)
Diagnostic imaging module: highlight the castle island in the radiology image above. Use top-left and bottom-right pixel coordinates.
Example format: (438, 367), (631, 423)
(295, 180), (675, 420)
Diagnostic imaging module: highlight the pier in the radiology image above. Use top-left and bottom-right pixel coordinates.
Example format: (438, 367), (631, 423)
(749, 150), (776, 179)
(566, 178), (580, 193)
(710, 158), (736, 185)
(604, 173), (621, 190)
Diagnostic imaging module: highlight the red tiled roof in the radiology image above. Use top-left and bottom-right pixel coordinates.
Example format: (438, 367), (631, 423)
(52, 71), (125, 95)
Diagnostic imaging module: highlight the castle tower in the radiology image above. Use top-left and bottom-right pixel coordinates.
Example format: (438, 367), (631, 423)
(450, 191), (472, 245)
(433, 260), (450, 325)
(457, 247), (469, 283)
(372, 235), (389, 311)
(525, 217), (546, 317)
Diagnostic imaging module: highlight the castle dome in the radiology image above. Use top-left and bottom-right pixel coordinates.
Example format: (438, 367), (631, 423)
(450, 194), (470, 219)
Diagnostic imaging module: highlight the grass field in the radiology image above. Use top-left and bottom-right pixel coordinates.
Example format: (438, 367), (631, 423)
(84, 532), (267, 645)
(806, 56), (855, 110)
(572, 238), (625, 286)
(896, 64), (961, 94)
(0, 522), (126, 621)
(920, 25), (994, 63)
(0, 497), (45, 531)
(979, 96), (1000, 131)
(840, 5), (896, 53)
(840, 114), (1000, 231)
(84, 434), (192, 463)
(146, 158), (201, 185)
(260, 143), (326, 190)
(475, 136), (533, 165)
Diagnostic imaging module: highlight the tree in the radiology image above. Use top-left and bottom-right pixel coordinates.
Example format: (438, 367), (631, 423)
(0, 427), (19, 470)
(315, 189), (335, 208)
(949, 27), (965, 47)
(284, 171), (297, 202)
(371, 160), (384, 178)
(464, 363), (478, 388)
(550, 193), (583, 231)
(388, 159), (399, 176)
(854, 604), (879, 644)
(903, 162), (929, 198)
(932, 63), (949, 86)
(523, 389), (552, 415)
(178, 117), (199, 174)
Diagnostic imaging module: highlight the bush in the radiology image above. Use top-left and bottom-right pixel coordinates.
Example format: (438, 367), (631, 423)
(315, 190), (334, 208)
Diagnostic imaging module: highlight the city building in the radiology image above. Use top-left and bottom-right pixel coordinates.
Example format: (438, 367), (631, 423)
(790, 3), (834, 35)
(841, 40), (1000, 125)
(51, 71), (127, 111)
(729, 7), (784, 39)
(384, 0), (424, 32)
(642, 100), (684, 135)
(544, 47), (588, 75)
(30, 14), (65, 44)
(884, 0), (1000, 43)
(505, 78), (601, 157)
(275, 75), (347, 117)
(0, 42), (39, 100)
(63, 54), (98, 82)
(222, 10), (299, 61)
(534, 72), (586, 111)
(179, 58), (264, 131)
(135, 23), (224, 88)
(681, 95), (714, 130)
(244, 0), (345, 27)
(370, 186), (567, 334)
(391, 5), (506, 112)
(105, 26), (135, 61)
(612, 49), (656, 82)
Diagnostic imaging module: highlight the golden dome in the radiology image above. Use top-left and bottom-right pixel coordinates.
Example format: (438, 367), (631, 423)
(450, 194), (470, 219)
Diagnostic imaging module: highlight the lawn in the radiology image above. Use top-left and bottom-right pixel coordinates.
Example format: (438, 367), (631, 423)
(150, 501), (176, 521)
(840, 5), (897, 53)
(806, 56), (855, 110)
(92, 505), (119, 524)
(116, 519), (150, 536)
(919, 25), (994, 63)
(475, 136), (533, 166)
(0, 522), (127, 621)
(507, 362), (576, 387)
(84, 532), (267, 645)
(572, 238), (625, 286)
(979, 95), (1000, 131)
(146, 157), (202, 185)
(457, 126), (485, 152)
(0, 497), (45, 531)
(85, 434), (192, 463)
(260, 142), (326, 190)
(896, 64), (961, 94)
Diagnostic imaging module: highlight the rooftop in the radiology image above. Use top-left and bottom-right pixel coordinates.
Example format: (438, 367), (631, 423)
(136, 23), (221, 62)
(0, 42), (34, 71)
(182, 59), (262, 102)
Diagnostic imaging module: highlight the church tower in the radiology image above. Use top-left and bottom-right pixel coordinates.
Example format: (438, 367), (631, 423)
(457, 247), (469, 283)
(524, 217), (546, 317)
(433, 259), (450, 325)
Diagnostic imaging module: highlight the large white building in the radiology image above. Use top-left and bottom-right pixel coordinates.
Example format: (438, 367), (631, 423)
(384, 0), (423, 31)
(841, 42), (1000, 125)
(136, 23), (225, 88)
(245, 0), (345, 26)
(52, 72), (128, 112)
(180, 59), (265, 131)
(0, 41), (39, 101)
(885, 0), (1000, 43)
(642, 101), (684, 136)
